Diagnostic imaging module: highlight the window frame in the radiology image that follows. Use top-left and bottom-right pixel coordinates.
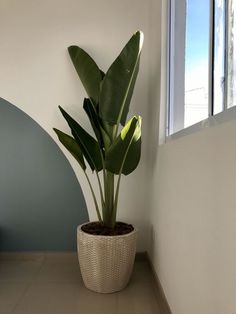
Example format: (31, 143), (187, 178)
(165, 0), (236, 140)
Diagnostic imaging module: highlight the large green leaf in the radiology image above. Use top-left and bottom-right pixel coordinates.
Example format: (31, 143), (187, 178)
(105, 116), (141, 175)
(83, 98), (111, 150)
(59, 106), (103, 172)
(99, 31), (144, 126)
(53, 128), (86, 171)
(83, 98), (103, 147)
(68, 46), (103, 106)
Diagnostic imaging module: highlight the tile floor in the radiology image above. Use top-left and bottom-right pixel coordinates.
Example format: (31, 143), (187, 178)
(0, 253), (161, 314)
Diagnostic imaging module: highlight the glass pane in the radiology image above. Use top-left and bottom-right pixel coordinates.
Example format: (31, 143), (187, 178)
(214, 0), (225, 115)
(227, 0), (236, 108)
(184, 0), (210, 128)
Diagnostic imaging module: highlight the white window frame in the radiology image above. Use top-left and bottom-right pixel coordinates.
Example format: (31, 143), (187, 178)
(168, 0), (186, 135)
(164, 0), (236, 142)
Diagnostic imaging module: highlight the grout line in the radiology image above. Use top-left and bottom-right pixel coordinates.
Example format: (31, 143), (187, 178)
(9, 283), (31, 314)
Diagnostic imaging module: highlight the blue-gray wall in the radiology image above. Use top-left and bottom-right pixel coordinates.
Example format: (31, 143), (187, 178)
(0, 98), (88, 251)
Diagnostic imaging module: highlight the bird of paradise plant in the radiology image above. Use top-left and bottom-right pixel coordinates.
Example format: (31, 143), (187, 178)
(53, 31), (143, 229)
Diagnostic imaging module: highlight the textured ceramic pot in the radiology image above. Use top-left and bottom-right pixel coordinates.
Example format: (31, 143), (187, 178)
(77, 223), (138, 293)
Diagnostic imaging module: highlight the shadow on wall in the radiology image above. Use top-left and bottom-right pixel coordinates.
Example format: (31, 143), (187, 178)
(0, 98), (88, 251)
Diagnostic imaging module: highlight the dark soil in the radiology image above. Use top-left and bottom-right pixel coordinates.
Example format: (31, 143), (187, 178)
(81, 222), (134, 236)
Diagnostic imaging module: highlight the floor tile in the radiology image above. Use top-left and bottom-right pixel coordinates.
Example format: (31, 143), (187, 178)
(117, 281), (161, 314)
(43, 252), (78, 263)
(12, 283), (117, 314)
(0, 253), (44, 262)
(132, 260), (155, 283)
(116, 262), (161, 314)
(0, 260), (43, 283)
(0, 283), (28, 314)
(35, 259), (82, 283)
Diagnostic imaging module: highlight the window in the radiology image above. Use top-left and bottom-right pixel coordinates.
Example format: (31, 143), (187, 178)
(167, 0), (236, 136)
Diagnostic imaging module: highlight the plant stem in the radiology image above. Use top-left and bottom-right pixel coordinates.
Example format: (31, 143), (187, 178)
(102, 168), (106, 221)
(112, 127), (137, 227)
(98, 149), (107, 221)
(112, 173), (122, 227)
(84, 171), (102, 222)
(104, 171), (114, 227)
(100, 123), (117, 227)
(95, 170), (105, 208)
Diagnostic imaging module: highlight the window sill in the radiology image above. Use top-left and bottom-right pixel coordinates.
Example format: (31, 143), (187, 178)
(165, 105), (236, 143)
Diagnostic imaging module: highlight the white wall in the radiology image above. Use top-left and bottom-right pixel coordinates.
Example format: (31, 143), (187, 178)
(0, 0), (152, 251)
(148, 1), (236, 313)
(149, 121), (236, 314)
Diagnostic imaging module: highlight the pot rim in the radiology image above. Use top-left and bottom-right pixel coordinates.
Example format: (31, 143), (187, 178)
(77, 221), (138, 239)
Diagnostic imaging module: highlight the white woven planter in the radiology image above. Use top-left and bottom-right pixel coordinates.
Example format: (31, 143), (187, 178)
(77, 223), (138, 293)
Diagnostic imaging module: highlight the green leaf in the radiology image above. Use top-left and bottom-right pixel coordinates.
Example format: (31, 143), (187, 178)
(100, 126), (112, 150)
(58, 106), (103, 172)
(99, 31), (144, 126)
(105, 116), (142, 175)
(68, 46), (103, 106)
(83, 98), (103, 147)
(53, 128), (86, 171)
(83, 98), (111, 150)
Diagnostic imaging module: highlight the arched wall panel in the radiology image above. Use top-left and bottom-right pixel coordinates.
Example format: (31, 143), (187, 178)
(0, 98), (88, 251)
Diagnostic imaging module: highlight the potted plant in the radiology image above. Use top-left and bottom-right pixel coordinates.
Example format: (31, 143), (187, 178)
(53, 31), (143, 293)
